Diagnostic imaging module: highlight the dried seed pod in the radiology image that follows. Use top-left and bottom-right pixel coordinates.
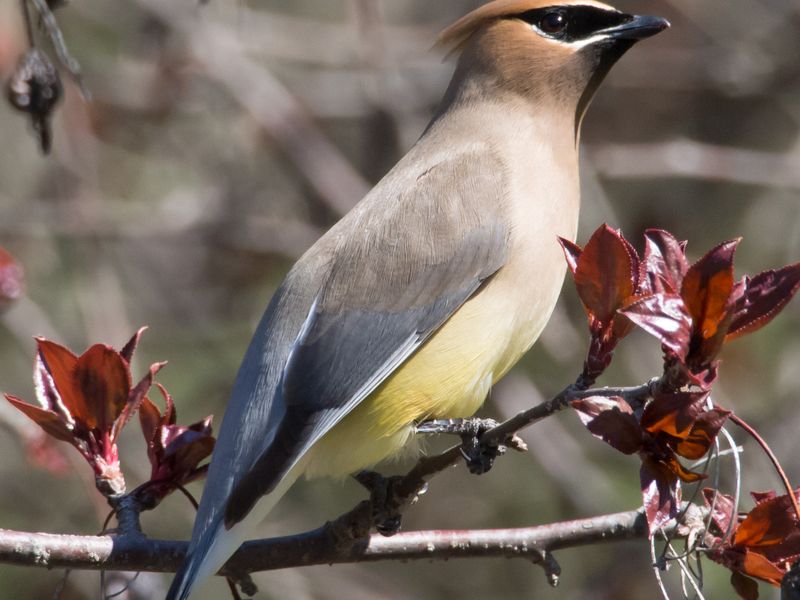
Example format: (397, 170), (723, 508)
(6, 48), (63, 153)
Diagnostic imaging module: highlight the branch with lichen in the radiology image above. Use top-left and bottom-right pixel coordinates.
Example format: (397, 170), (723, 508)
(0, 505), (701, 583)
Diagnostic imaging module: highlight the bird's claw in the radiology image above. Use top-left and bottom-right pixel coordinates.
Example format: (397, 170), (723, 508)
(416, 418), (524, 475)
(459, 428), (503, 475)
(353, 470), (404, 536)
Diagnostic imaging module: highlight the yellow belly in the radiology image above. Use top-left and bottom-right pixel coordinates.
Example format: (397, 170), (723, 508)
(303, 255), (565, 479)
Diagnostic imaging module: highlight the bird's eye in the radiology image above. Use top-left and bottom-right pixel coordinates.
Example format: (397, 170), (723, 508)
(539, 12), (567, 35)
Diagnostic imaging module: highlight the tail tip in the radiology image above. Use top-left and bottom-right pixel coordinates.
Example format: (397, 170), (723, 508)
(165, 564), (196, 600)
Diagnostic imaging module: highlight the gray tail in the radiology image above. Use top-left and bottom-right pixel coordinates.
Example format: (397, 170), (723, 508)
(165, 521), (226, 600)
(165, 549), (203, 600)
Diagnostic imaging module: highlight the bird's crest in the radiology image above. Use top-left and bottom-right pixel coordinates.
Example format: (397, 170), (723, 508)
(437, 0), (614, 55)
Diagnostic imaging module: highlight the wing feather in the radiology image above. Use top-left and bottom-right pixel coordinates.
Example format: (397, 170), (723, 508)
(223, 147), (511, 525)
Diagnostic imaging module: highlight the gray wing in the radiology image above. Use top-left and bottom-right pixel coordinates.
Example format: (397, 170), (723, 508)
(222, 147), (511, 526)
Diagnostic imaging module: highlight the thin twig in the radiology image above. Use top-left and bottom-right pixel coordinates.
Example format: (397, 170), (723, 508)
(730, 413), (800, 520)
(101, 509), (117, 534)
(51, 569), (71, 600)
(105, 572), (140, 599)
(719, 426), (742, 543)
(650, 533), (672, 600)
(662, 533), (706, 600)
(482, 379), (657, 447)
(19, 0), (34, 47)
(176, 484), (200, 511)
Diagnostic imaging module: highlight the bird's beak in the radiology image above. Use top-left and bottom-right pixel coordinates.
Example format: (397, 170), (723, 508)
(601, 15), (670, 41)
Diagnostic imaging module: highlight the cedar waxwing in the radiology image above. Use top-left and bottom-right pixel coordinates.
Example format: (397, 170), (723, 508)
(167, 2), (668, 598)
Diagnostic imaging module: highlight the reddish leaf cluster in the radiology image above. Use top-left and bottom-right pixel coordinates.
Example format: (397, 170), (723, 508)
(4, 329), (159, 496)
(4, 330), (214, 503)
(0, 246), (24, 310)
(563, 226), (800, 390)
(622, 231), (800, 391)
(704, 488), (800, 599)
(565, 225), (800, 534)
(573, 391), (729, 530)
(135, 384), (214, 508)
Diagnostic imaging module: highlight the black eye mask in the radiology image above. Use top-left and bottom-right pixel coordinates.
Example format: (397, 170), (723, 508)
(516, 5), (633, 42)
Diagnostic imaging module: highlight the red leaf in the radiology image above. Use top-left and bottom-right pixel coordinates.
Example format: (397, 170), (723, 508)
(641, 229), (689, 295)
(736, 493), (800, 548)
(572, 396), (643, 455)
(681, 240), (738, 342)
(574, 225), (639, 325)
(114, 361), (165, 442)
(35, 339), (82, 420)
(73, 345), (131, 432)
(33, 350), (65, 416)
(752, 490), (779, 505)
(662, 452), (706, 483)
(674, 407), (731, 460)
(558, 237), (582, 275)
(0, 246), (24, 307)
(159, 383), (176, 426)
(621, 293), (692, 358)
(139, 384), (214, 494)
(139, 396), (162, 450)
(703, 488), (736, 537)
(5, 394), (74, 443)
(640, 457), (681, 532)
(758, 531), (800, 567)
(730, 570), (760, 600)
(727, 264), (800, 341)
(168, 422), (215, 471)
(161, 418), (214, 456)
(120, 326), (148, 364)
(611, 311), (635, 340)
(641, 390), (709, 439)
(741, 550), (785, 586)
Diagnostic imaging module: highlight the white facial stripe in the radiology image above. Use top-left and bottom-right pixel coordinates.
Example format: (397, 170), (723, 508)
(568, 31), (615, 49)
(528, 23), (611, 49)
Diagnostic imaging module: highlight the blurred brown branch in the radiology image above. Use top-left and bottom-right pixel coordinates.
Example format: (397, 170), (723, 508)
(131, 0), (371, 217)
(587, 138), (800, 190)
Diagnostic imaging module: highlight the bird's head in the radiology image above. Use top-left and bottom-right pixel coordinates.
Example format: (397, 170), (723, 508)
(438, 1), (669, 130)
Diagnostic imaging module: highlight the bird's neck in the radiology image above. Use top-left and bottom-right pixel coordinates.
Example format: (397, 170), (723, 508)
(427, 67), (580, 163)
(420, 77), (582, 244)
(431, 62), (582, 150)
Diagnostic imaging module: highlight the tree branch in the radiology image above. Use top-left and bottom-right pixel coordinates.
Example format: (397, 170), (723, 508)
(0, 506), (695, 576)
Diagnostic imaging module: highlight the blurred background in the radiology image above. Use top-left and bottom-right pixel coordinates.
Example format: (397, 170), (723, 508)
(0, 0), (799, 598)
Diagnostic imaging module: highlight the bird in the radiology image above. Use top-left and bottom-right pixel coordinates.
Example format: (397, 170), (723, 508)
(167, 2), (668, 598)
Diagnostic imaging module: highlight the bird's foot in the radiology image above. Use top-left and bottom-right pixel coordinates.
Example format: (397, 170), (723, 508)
(353, 470), (404, 536)
(416, 418), (527, 475)
(415, 417), (500, 437)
